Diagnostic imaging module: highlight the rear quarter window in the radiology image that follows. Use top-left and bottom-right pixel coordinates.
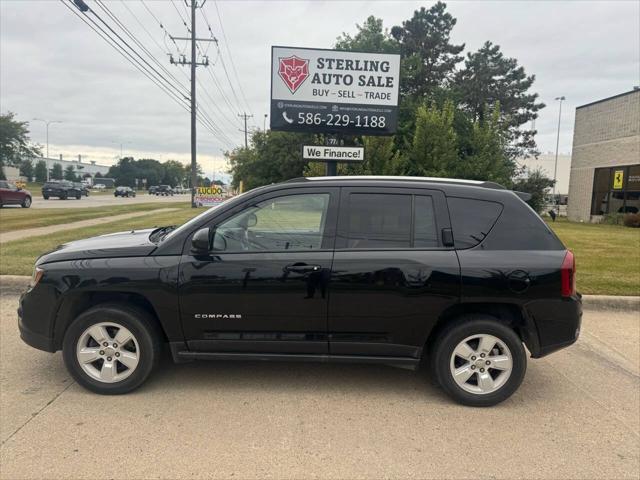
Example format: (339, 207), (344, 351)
(447, 197), (503, 249)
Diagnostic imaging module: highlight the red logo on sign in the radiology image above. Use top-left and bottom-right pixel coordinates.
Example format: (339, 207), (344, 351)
(278, 55), (310, 93)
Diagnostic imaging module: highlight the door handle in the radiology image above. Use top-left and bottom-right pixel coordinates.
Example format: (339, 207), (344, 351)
(284, 263), (321, 274)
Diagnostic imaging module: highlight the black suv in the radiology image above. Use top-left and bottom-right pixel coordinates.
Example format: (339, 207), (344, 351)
(155, 185), (174, 196)
(42, 181), (83, 200)
(18, 177), (580, 406)
(114, 186), (136, 198)
(74, 182), (90, 197)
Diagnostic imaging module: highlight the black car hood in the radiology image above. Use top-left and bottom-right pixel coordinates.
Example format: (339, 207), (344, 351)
(37, 229), (158, 265)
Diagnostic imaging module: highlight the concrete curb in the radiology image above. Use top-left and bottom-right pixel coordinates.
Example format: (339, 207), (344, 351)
(1, 275), (638, 312)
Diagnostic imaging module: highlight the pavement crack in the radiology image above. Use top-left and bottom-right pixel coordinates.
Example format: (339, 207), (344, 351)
(1, 379), (75, 446)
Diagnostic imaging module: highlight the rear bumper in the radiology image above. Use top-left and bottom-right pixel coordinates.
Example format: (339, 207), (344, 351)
(525, 295), (582, 358)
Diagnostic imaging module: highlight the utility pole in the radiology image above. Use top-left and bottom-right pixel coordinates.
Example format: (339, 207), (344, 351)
(553, 96), (565, 214)
(238, 113), (253, 148)
(169, 1), (214, 208)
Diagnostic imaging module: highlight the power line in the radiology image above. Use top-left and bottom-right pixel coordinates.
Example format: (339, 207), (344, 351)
(60, 0), (230, 149)
(212, 1), (254, 118)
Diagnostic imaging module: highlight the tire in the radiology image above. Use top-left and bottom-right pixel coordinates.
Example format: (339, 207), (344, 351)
(430, 315), (526, 407)
(76, 193), (81, 200)
(62, 303), (162, 395)
(43, 195), (49, 200)
(21, 196), (32, 208)
(60, 192), (68, 200)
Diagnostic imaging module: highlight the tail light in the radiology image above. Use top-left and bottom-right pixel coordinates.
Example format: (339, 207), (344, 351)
(561, 250), (576, 297)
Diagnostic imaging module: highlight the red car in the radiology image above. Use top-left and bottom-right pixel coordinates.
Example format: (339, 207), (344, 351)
(0, 180), (32, 208)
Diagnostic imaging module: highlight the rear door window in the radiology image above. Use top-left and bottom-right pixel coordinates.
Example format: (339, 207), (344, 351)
(342, 192), (440, 249)
(448, 197), (503, 249)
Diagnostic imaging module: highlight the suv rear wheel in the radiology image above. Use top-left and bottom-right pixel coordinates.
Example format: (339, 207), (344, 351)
(431, 315), (526, 407)
(62, 304), (162, 394)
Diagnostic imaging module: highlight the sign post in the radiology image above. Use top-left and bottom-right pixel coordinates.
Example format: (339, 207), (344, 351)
(270, 46), (400, 175)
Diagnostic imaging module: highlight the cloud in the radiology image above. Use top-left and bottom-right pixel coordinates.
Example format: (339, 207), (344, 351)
(1, 0), (638, 169)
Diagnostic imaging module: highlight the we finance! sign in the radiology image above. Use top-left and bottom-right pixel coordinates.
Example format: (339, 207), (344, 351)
(270, 46), (400, 136)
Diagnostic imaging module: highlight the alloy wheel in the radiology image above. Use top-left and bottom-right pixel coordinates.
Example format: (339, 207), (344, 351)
(76, 322), (140, 383)
(449, 334), (513, 395)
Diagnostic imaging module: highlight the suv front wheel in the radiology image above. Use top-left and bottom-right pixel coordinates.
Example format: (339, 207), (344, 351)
(431, 315), (526, 407)
(63, 304), (162, 394)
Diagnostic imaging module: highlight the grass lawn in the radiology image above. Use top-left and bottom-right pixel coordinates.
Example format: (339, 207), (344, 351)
(547, 218), (640, 296)
(0, 207), (202, 276)
(0, 202), (187, 233)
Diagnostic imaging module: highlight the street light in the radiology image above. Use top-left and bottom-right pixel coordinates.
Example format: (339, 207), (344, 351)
(552, 96), (566, 213)
(32, 118), (62, 159)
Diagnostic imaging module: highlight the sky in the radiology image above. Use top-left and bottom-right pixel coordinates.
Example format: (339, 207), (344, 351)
(1, 0), (639, 179)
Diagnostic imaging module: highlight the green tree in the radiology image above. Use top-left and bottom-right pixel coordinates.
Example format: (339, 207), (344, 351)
(0, 112), (41, 166)
(390, 2), (464, 99)
(19, 158), (34, 180)
(34, 160), (47, 183)
(512, 168), (555, 213)
(228, 130), (314, 190)
(402, 101), (458, 177)
(162, 160), (188, 186)
(454, 41), (545, 158)
(64, 165), (77, 181)
(453, 104), (516, 185)
(51, 163), (63, 180)
(335, 16), (399, 54)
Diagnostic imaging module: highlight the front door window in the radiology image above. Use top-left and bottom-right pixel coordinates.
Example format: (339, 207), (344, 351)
(213, 193), (330, 251)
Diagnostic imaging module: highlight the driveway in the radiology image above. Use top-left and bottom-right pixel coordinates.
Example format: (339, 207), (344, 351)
(1, 282), (638, 479)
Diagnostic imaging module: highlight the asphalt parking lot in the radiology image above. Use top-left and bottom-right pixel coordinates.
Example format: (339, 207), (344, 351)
(1, 281), (638, 479)
(22, 192), (190, 209)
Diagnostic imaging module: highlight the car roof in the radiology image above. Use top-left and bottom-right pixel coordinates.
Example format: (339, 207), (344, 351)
(278, 176), (530, 202)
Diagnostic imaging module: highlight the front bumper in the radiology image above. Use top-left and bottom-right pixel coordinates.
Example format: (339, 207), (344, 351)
(17, 287), (57, 353)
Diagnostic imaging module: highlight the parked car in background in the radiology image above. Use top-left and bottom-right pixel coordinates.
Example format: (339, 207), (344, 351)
(74, 182), (90, 197)
(18, 176), (581, 405)
(42, 181), (83, 200)
(92, 184), (106, 191)
(156, 185), (174, 196)
(148, 186), (158, 195)
(114, 186), (136, 198)
(0, 180), (32, 208)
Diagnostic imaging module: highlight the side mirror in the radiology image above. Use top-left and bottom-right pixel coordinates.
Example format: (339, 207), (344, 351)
(191, 227), (211, 253)
(245, 212), (258, 228)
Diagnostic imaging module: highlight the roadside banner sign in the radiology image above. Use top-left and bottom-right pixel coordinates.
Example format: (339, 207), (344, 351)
(302, 145), (364, 162)
(270, 46), (401, 136)
(194, 186), (228, 207)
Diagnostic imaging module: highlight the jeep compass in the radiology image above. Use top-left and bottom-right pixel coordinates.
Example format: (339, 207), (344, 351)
(18, 176), (581, 406)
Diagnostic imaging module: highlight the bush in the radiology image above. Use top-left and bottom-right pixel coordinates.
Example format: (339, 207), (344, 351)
(623, 213), (640, 228)
(602, 213), (625, 225)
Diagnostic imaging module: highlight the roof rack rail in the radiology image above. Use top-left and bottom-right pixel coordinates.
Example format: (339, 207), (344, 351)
(284, 175), (507, 190)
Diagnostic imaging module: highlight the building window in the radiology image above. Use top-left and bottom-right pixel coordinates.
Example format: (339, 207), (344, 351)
(590, 164), (640, 215)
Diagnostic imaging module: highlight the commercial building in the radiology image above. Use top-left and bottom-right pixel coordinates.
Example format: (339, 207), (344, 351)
(567, 89), (640, 222)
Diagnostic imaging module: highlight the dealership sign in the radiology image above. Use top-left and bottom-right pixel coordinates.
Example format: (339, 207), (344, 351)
(302, 145), (364, 162)
(270, 46), (401, 136)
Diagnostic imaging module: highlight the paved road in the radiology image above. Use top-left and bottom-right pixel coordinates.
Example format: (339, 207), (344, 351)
(13, 193), (191, 209)
(1, 283), (638, 479)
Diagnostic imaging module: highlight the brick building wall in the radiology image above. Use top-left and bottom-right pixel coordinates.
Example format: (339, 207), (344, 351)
(567, 90), (640, 222)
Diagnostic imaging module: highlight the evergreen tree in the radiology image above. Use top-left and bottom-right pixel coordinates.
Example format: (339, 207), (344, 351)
(512, 168), (555, 213)
(64, 165), (77, 181)
(19, 158), (34, 180)
(454, 41), (544, 158)
(390, 2), (464, 99)
(34, 160), (47, 183)
(51, 163), (63, 180)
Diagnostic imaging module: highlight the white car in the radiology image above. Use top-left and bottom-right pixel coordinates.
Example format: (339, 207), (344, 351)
(92, 184), (106, 190)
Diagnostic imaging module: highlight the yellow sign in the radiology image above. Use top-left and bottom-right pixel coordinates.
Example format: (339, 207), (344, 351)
(613, 170), (624, 189)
